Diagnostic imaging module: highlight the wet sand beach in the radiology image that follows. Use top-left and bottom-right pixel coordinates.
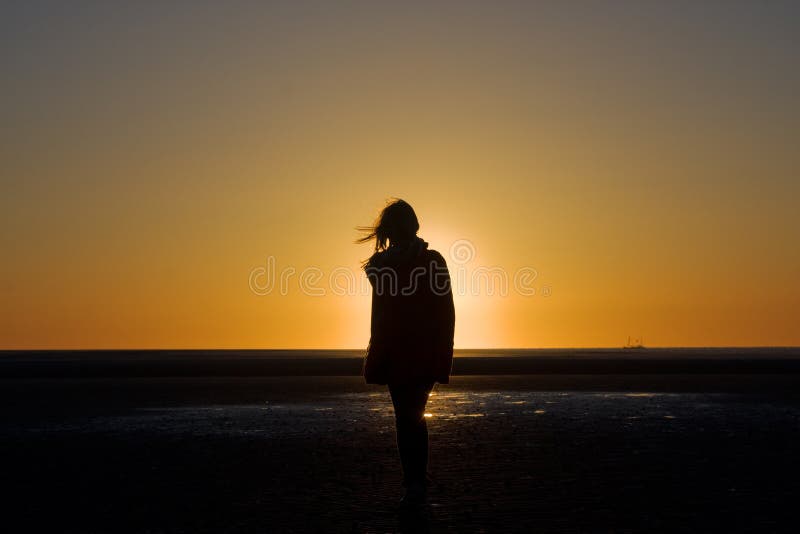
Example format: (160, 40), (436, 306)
(2, 354), (800, 533)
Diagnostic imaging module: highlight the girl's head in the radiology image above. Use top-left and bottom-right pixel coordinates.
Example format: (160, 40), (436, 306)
(357, 199), (419, 252)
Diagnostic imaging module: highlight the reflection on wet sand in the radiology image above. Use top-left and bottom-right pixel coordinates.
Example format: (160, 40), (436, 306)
(11, 390), (694, 438)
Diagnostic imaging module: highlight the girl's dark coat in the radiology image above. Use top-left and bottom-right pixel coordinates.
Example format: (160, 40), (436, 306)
(363, 239), (455, 385)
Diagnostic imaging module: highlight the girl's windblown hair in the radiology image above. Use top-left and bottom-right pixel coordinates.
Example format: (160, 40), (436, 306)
(356, 198), (420, 253)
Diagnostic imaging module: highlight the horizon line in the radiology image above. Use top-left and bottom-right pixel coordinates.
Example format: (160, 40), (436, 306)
(2, 346), (800, 352)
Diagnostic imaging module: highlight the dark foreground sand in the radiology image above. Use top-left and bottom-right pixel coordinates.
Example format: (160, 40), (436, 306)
(2, 374), (800, 533)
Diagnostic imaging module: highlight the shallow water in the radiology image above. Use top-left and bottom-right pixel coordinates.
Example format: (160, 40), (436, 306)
(7, 389), (768, 438)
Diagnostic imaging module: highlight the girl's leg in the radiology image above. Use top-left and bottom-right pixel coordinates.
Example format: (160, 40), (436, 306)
(388, 382), (435, 487)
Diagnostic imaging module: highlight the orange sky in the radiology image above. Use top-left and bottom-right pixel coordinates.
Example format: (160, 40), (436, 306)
(2, 2), (798, 349)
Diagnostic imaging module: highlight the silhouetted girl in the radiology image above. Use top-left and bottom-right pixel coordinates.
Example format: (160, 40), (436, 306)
(358, 199), (455, 505)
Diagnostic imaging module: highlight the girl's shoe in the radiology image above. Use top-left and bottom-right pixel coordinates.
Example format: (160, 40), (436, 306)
(400, 481), (428, 506)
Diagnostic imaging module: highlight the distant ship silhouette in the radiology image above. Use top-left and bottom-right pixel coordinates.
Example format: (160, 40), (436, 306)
(623, 336), (646, 349)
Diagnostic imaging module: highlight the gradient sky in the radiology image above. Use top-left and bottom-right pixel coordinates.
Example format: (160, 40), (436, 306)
(2, 1), (798, 349)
